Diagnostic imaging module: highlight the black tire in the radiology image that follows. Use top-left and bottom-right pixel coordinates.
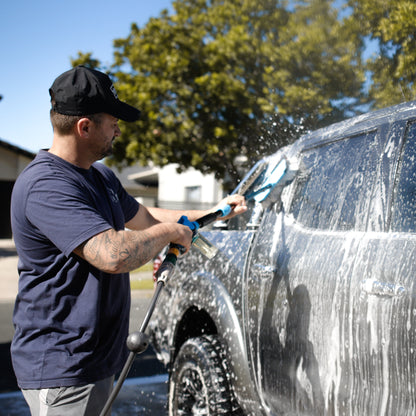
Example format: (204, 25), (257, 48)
(169, 335), (243, 416)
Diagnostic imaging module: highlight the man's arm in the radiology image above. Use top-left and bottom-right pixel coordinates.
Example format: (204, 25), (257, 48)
(73, 221), (192, 274)
(74, 194), (246, 274)
(126, 194), (247, 229)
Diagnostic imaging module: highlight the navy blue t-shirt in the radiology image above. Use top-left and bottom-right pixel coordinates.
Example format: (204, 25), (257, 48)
(10, 150), (139, 389)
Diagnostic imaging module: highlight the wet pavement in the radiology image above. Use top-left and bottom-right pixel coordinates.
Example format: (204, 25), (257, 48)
(0, 374), (168, 416)
(0, 240), (169, 415)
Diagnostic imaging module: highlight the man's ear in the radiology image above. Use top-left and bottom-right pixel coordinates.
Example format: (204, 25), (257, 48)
(77, 118), (91, 138)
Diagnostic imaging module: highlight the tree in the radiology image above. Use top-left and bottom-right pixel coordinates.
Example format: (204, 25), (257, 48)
(76, 0), (365, 189)
(71, 52), (102, 70)
(347, 0), (416, 108)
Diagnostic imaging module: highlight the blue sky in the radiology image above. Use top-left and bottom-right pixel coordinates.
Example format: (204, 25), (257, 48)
(0, 0), (173, 153)
(1, 1), (379, 155)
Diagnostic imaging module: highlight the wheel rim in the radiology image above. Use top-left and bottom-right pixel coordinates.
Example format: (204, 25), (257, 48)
(177, 367), (209, 415)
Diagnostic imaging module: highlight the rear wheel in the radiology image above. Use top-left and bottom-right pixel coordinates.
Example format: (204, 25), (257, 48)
(169, 335), (242, 415)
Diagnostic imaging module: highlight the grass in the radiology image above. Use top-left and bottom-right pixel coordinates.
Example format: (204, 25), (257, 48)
(130, 279), (155, 291)
(130, 261), (155, 291)
(132, 262), (154, 273)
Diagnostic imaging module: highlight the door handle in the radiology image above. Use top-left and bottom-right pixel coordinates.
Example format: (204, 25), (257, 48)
(361, 279), (406, 298)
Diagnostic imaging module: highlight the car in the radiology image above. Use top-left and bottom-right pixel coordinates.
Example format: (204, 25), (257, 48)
(148, 100), (416, 415)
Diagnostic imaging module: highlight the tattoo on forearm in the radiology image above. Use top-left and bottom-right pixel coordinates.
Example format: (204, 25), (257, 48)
(82, 228), (160, 274)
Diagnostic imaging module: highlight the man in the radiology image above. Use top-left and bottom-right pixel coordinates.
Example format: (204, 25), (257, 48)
(10, 65), (246, 415)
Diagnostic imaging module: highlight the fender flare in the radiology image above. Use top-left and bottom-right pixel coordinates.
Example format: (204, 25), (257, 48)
(168, 269), (262, 415)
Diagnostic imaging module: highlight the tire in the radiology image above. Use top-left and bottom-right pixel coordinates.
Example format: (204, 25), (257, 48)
(169, 335), (243, 416)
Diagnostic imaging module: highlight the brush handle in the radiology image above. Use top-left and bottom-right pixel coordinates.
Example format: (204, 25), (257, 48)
(196, 204), (232, 228)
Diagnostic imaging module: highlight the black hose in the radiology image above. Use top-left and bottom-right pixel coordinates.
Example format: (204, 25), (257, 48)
(100, 351), (135, 416)
(99, 282), (164, 416)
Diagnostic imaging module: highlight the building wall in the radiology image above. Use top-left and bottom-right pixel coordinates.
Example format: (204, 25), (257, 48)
(0, 147), (32, 180)
(158, 164), (223, 210)
(0, 145), (35, 238)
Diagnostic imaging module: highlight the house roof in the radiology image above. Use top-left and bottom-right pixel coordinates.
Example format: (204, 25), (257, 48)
(0, 138), (36, 159)
(128, 167), (159, 187)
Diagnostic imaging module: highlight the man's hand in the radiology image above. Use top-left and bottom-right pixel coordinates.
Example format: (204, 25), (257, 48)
(213, 194), (247, 220)
(170, 222), (194, 254)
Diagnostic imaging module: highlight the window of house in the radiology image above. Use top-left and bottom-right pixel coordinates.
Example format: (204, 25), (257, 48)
(391, 121), (416, 233)
(289, 131), (379, 231)
(185, 186), (201, 203)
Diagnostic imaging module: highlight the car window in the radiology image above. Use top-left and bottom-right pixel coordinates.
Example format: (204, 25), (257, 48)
(391, 121), (416, 232)
(289, 131), (379, 231)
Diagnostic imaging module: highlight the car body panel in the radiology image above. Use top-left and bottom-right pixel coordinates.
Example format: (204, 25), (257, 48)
(150, 230), (264, 414)
(149, 100), (416, 415)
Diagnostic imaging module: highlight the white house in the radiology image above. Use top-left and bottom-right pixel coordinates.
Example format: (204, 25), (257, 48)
(119, 163), (224, 211)
(157, 164), (223, 210)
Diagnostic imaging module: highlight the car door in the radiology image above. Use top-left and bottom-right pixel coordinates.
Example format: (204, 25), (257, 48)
(244, 126), (391, 415)
(349, 119), (416, 415)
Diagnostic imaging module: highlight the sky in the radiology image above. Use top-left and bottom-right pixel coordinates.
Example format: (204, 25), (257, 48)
(0, 0), (173, 154)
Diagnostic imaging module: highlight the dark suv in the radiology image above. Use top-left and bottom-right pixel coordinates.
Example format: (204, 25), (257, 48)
(149, 100), (416, 415)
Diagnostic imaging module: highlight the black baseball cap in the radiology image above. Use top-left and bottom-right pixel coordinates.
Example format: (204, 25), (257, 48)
(49, 66), (141, 122)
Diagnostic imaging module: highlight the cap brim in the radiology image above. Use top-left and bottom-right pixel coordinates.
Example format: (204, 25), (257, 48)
(110, 101), (141, 122)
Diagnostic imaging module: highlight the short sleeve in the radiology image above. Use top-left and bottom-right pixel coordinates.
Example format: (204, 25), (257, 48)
(26, 177), (112, 257)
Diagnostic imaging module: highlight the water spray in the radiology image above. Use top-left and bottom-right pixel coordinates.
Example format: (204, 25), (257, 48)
(99, 156), (297, 415)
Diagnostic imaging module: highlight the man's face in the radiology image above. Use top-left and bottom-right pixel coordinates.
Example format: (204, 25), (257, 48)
(89, 113), (121, 160)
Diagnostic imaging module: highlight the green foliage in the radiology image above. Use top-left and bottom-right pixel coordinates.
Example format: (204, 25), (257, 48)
(98, 0), (365, 189)
(71, 1), (416, 189)
(348, 0), (416, 108)
(71, 52), (102, 70)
